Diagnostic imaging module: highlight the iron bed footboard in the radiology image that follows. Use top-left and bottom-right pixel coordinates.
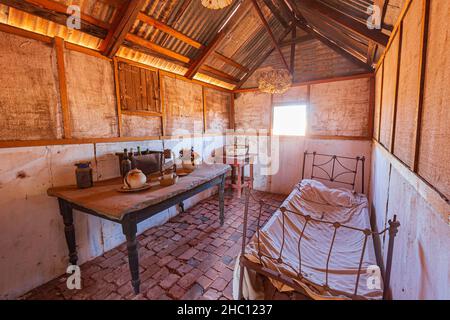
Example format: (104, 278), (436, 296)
(238, 151), (400, 300)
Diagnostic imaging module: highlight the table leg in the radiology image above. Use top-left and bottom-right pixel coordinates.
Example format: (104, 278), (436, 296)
(179, 201), (185, 213)
(58, 199), (78, 265)
(236, 165), (242, 198)
(219, 174), (225, 226)
(249, 163), (254, 189)
(122, 216), (140, 294)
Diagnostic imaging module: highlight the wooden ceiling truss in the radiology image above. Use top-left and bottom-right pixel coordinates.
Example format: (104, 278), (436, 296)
(0, 0), (394, 89)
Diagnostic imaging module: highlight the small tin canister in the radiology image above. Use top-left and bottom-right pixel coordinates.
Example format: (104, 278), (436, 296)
(75, 162), (93, 189)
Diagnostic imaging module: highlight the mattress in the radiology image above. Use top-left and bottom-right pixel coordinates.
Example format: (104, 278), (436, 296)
(233, 180), (383, 300)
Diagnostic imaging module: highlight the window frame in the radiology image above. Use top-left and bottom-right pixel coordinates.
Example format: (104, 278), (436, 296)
(271, 102), (309, 137)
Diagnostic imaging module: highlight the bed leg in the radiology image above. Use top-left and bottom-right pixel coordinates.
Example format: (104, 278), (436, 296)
(238, 257), (245, 300)
(383, 215), (400, 300)
(237, 187), (251, 300)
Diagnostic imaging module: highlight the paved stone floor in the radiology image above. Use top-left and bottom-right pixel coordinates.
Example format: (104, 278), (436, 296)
(22, 191), (285, 300)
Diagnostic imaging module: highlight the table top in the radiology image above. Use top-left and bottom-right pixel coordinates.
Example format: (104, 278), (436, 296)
(48, 163), (230, 221)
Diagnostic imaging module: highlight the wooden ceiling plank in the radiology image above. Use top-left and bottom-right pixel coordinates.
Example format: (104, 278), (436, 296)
(184, 0), (244, 80)
(251, 0), (290, 72)
(137, 12), (204, 49)
(296, 0), (389, 46)
(212, 52), (249, 73)
(100, 0), (145, 58)
(0, 0), (108, 38)
(124, 33), (191, 64)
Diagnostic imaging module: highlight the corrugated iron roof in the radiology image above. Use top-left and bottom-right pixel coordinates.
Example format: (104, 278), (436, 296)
(0, 0), (406, 89)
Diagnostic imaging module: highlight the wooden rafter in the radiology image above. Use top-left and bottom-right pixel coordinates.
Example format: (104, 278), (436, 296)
(0, 0), (107, 38)
(296, 0), (389, 46)
(184, 0), (244, 79)
(157, 0), (193, 47)
(135, 12), (248, 75)
(200, 65), (240, 84)
(278, 0), (371, 70)
(262, 0), (289, 28)
(124, 33), (191, 64)
(100, 0), (145, 58)
(27, 0), (110, 29)
(367, 0), (389, 66)
(185, 33), (225, 79)
(251, 0), (290, 72)
(290, 25), (296, 77)
(236, 27), (292, 88)
(301, 23), (371, 70)
(212, 52), (249, 73)
(137, 12), (204, 49)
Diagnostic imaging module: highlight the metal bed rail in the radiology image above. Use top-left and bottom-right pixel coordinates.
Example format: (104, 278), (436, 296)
(238, 189), (400, 300)
(302, 151), (366, 194)
(238, 150), (399, 300)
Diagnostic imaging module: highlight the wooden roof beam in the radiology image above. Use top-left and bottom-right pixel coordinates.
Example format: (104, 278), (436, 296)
(262, 0), (289, 28)
(25, 0), (110, 29)
(251, 0), (290, 72)
(137, 12), (204, 49)
(212, 52), (249, 73)
(132, 12), (248, 76)
(367, 0), (389, 66)
(0, 0), (108, 38)
(290, 25), (296, 77)
(199, 65), (240, 84)
(279, 0), (371, 70)
(301, 22), (371, 70)
(100, 0), (145, 58)
(124, 33), (191, 64)
(236, 27), (292, 88)
(296, 0), (389, 46)
(184, 0), (244, 79)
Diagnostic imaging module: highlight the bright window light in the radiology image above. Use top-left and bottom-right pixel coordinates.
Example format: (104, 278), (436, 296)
(272, 105), (307, 136)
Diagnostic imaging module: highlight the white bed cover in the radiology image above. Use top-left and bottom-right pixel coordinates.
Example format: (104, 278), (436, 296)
(233, 180), (383, 300)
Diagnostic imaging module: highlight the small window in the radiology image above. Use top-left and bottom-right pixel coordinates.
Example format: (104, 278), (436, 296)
(272, 104), (307, 136)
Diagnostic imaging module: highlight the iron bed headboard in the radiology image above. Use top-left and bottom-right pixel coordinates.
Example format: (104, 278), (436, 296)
(301, 151), (366, 194)
(238, 189), (400, 300)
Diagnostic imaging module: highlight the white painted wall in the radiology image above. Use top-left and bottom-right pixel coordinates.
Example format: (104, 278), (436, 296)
(0, 136), (226, 299)
(247, 136), (372, 196)
(370, 143), (450, 299)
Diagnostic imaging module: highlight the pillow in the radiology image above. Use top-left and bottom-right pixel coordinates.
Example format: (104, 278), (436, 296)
(297, 179), (357, 208)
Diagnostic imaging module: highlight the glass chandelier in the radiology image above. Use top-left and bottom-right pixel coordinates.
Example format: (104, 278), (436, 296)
(201, 0), (233, 10)
(258, 68), (292, 94)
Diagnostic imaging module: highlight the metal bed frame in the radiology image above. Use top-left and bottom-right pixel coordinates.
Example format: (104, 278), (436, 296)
(238, 151), (400, 300)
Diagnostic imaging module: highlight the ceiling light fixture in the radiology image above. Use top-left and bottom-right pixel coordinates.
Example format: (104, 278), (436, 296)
(258, 68), (292, 94)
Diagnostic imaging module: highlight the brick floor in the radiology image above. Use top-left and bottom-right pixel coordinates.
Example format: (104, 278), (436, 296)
(21, 190), (285, 300)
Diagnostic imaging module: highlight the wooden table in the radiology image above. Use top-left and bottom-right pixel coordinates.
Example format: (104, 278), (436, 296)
(223, 155), (254, 198)
(48, 163), (230, 294)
